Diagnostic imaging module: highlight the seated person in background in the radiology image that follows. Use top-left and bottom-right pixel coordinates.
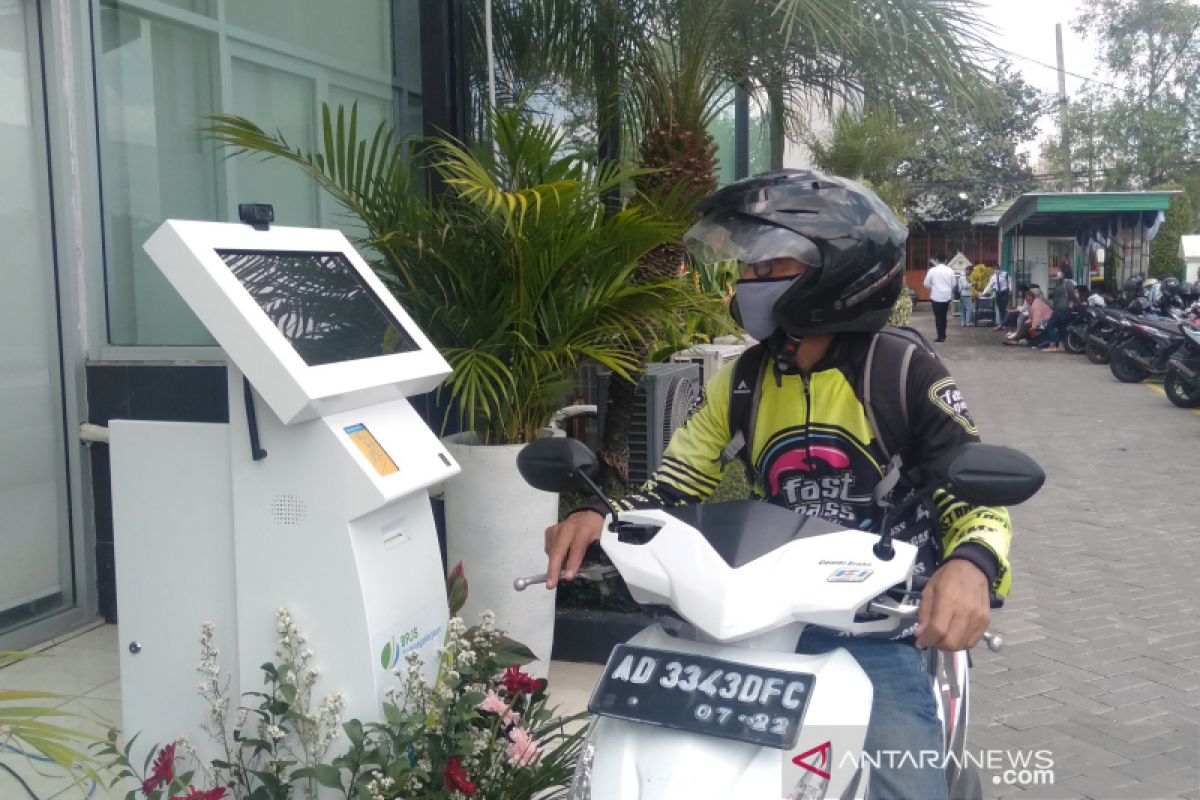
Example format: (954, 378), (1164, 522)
(999, 283), (1035, 332)
(1004, 290), (1052, 346)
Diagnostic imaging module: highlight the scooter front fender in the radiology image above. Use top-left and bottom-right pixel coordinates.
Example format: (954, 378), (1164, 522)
(582, 625), (873, 800)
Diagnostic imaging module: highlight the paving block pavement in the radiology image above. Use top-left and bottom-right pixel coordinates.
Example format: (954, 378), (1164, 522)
(912, 308), (1200, 799)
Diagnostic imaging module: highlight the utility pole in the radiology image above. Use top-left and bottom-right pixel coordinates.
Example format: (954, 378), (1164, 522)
(1056, 23), (1072, 191)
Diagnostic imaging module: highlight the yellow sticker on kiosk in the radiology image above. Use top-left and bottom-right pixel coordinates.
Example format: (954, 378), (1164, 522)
(344, 424), (399, 476)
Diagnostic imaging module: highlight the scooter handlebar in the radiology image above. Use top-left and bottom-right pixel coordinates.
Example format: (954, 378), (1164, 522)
(866, 598), (1004, 652)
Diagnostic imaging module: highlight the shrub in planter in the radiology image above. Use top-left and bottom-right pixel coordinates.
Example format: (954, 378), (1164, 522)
(207, 105), (718, 445)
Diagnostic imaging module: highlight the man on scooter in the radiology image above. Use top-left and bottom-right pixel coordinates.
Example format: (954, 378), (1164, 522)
(544, 170), (1011, 800)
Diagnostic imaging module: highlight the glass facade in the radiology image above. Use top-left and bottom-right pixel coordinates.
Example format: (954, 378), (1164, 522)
(0, 0), (75, 637)
(711, 88), (772, 186)
(94, 0), (425, 345)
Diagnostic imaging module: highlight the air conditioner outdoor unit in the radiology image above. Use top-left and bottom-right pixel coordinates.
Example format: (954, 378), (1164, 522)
(627, 362), (701, 485)
(670, 341), (750, 385)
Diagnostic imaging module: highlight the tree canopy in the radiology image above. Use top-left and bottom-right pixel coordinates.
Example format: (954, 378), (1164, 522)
(1044, 0), (1200, 192)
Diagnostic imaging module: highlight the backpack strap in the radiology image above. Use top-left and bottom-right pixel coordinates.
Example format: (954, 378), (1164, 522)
(861, 327), (937, 504)
(718, 342), (768, 486)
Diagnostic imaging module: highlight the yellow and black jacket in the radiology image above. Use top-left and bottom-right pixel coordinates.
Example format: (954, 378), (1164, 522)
(611, 333), (1013, 596)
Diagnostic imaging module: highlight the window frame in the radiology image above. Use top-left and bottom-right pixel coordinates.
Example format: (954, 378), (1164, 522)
(91, 0), (427, 353)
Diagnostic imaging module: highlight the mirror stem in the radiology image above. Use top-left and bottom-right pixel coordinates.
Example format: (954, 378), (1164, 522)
(873, 490), (931, 562)
(575, 470), (621, 531)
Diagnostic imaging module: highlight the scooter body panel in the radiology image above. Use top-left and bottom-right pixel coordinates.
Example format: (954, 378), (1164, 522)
(585, 624), (873, 800)
(601, 510), (919, 642)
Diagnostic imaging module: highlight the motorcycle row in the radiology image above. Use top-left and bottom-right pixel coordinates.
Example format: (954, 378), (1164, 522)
(1066, 276), (1200, 408)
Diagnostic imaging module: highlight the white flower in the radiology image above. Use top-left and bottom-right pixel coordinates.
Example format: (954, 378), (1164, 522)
(264, 723), (286, 742)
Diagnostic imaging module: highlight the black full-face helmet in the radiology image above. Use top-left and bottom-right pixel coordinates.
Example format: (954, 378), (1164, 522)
(683, 170), (907, 338)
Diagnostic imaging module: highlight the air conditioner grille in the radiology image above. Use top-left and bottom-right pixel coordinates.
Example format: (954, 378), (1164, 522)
(627, 362), (701, 484)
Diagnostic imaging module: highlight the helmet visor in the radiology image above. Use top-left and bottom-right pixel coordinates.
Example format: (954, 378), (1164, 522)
(684, 212), (822, 269)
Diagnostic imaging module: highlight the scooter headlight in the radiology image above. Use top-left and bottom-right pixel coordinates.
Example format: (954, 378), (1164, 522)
(568, 722), (598, 800)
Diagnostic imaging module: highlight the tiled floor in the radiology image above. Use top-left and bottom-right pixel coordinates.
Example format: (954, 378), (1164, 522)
(0, 622), (602, 799)
(1, 623), (121, 799)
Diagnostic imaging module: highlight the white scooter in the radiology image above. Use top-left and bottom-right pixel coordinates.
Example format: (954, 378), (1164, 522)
(515, 439), (1043, 800)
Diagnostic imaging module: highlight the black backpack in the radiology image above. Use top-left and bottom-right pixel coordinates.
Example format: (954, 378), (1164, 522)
(718, 327), (938, 505)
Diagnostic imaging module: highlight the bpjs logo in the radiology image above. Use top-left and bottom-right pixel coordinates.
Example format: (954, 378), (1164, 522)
(786, 741), (1055, 790)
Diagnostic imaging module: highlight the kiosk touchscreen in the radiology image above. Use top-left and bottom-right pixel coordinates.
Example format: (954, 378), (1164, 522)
(110, 220), (460, 762)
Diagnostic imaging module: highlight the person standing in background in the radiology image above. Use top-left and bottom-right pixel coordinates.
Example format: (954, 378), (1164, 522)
(924, 253), (956, 342)
(958, 266), (975, 326)
(1041, 263), (1076, 353)
(984, 266), (1011, 330)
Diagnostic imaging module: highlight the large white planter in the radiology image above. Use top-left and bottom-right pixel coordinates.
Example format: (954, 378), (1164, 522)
(443, 433), (558, 678)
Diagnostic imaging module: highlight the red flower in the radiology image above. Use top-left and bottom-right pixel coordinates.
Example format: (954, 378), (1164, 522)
(170, 788), (227, 800)
(141, 743), (176, 794)
(443, 756), (477, 797)
(499, 665), (542, 696)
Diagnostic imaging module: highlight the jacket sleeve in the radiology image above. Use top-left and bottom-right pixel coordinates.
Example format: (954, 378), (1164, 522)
(608, 361), (734, 512)
(905, 351), (1014, 596)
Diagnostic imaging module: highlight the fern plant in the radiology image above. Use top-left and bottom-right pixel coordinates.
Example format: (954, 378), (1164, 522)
(208, 105), (713, 444)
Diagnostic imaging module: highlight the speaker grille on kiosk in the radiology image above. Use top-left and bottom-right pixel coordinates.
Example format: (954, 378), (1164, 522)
(270, 494), (308, 526)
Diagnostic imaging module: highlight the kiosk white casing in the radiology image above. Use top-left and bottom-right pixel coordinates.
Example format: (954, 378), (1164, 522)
(112, 221), (460, 761)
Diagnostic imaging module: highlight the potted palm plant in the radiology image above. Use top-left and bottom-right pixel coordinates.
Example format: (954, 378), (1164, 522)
(207, 105), (708, 674)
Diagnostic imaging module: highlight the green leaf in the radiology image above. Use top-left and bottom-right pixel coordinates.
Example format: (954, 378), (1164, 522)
(493, 634), (537, 667)
(343, 718), (365, 748)
(380, 640), (393, 671)
(312, 764), (344, 790)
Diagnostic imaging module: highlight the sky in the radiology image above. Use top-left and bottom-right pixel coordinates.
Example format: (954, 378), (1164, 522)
(976, 0), (1103, 158)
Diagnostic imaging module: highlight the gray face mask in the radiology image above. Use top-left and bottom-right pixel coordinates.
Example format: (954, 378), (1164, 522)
(730, 277), (794, 341)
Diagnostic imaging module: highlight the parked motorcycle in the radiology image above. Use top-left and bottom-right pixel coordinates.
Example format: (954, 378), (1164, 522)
(1164, 322), (1200, 408)
(1063, 305), (1092, 355)
(1084, 304), (1141, 365)
(1084, 295), (1194, 366)
(516, 437), (1044, 800)
(1108, 315), (1189, 383)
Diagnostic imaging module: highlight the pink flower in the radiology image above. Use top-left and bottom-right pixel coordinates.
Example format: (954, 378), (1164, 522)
(477, 689), (520, 725)
(505, 727), (541, 767)
(477, 689), (508, 716)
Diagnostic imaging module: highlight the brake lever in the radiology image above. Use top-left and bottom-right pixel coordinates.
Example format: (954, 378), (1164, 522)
(867, 599), (1004, 652)
(512, 564), (618, 591)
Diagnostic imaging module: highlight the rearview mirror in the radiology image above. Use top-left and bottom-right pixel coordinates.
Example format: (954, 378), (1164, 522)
(944, 443), (1045, 507)
(516, 437), (599, 493)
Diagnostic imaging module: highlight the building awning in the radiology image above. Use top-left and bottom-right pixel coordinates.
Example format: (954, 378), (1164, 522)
(997, 191), (1179, 236)
(969, 197), (1018, 227)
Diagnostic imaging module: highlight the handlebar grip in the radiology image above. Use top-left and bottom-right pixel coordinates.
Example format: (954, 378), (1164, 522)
(990, 592), (1005, 610)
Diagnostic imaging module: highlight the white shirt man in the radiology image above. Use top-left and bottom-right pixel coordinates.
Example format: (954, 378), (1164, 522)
(982, 269), (1010, 297)
(924, 258), (957, 342)
(924, 261), (956, 303)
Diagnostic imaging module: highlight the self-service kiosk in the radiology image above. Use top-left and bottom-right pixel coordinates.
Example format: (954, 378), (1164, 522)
(110, 220), (460, 759)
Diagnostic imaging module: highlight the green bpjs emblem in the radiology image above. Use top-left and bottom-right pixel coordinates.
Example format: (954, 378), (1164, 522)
(380, 626), (420, 670)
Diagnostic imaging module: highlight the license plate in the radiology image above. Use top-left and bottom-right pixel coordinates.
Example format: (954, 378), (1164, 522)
(588, 644), (814, 749)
